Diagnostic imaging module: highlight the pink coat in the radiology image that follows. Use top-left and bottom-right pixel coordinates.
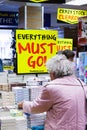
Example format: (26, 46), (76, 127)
(23, 75), (86, 130)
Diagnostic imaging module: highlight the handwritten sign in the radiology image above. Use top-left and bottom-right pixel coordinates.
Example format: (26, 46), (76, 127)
(16, 30), (58, 74)
(57, 38), (73, 51)
(57, 8), (87, 24)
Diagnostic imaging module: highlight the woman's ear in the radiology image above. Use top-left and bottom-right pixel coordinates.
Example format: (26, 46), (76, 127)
(50, 72), (56, 80)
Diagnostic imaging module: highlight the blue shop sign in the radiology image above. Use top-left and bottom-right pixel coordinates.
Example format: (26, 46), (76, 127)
(0, 11), (18, 26)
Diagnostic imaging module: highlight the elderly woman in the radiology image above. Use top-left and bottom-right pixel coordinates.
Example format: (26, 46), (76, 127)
(18, 54), (86, 130)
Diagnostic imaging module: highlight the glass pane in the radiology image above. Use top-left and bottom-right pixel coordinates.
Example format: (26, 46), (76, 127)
(0, 29), (13, 59)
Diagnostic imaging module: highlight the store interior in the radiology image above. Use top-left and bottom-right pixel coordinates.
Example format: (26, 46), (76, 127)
(0, 0), (87, 130)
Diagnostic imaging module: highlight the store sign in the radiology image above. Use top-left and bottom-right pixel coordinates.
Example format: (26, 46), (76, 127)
(16, 30), (58, 74)
(3, 66), (14, 70)
(57, 38), (73, 51)
(9, 0), (65, 3)
(0, 11), (18, 27)
(57, 8), (87, 24)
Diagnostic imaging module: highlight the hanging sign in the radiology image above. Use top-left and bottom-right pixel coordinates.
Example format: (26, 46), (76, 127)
(57, 38), (73, 51)
(57, 8), (87, 24)
(9, 0), (65, 3)
(16, 29), (58, 74)
(3, 66), (14, 70)
(0, 11), (18, 27)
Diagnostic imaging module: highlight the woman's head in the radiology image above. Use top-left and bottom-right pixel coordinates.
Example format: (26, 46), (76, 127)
(46, 54), (74, 80)
(56, 49), (75, 62)
(62, 49), (75, 61)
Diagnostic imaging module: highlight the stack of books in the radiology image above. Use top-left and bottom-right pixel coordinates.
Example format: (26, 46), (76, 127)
(12, 87), (29, 103)
(1, 91), (15, 107)
(16, 116), (27, 130)
(0, 116), (16, 130)
(25, 112), (46, 129)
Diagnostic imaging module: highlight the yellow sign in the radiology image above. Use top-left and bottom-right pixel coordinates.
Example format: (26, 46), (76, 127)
(29, 0), (48, 2)
(16, 30), (58, 74)
(57, 38), (73, 51)
(57, 8), (87, 24)
(3, 66), (14, 70)
(9, 0), (65, 3)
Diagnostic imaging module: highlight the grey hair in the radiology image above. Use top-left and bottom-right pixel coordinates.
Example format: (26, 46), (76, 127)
(46, 54), (74, 78)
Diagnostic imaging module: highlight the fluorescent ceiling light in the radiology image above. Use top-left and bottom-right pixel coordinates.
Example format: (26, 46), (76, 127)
(66, 0), (87, 6)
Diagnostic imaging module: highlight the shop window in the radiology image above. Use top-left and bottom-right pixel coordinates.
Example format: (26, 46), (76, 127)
(0, 29), (13, 59)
